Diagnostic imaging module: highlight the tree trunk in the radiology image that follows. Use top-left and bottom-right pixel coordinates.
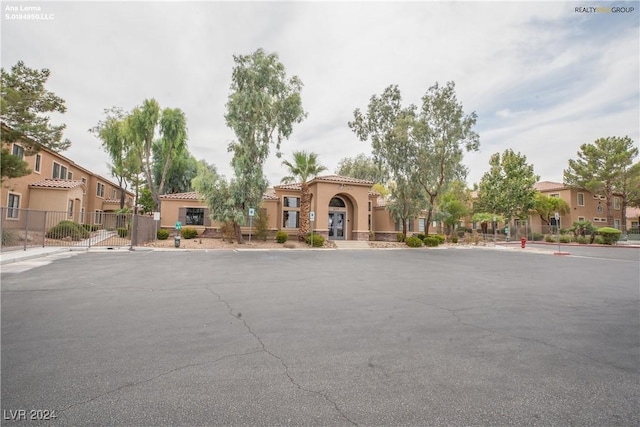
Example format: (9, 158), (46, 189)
(298, 183), (310, 241)
(235, 221), (244, 244)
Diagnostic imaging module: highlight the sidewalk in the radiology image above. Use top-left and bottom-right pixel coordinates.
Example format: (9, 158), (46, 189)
(0, 247), (81, 265)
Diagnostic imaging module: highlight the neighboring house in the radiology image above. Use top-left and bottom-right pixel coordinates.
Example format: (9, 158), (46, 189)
(626, 207), (640, 233)
(2, 137), (134, 225)
(528, 181), (624, 233)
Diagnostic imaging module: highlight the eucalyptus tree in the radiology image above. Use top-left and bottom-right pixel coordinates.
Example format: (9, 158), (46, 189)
(90, 107), (138, 209)
(335, 153), (388, 183)
(196, 48), (306, 243)
(564, 136), (638, 227)
(281, 151), (327, 241)
(349, 85), (417, 237)
(157, 107), (188, 197)
(411, 81), (479, 236)
(127, 99), (161, 208)
(476, 149), (539, 222)
(386, 177), (424, 240)
(152, 145), (199, 194)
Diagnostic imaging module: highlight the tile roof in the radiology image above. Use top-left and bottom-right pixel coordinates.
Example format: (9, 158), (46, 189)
(263, 188), (279, 200)
(275, 183), (301, 190)
(312, 175), (374, 185)
(159, 192), (200, 200)
(30, 179), (85, 189)
(534, 181), (566, 191)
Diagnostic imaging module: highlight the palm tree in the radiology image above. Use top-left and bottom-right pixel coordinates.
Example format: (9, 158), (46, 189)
(281, 151), (327, 241)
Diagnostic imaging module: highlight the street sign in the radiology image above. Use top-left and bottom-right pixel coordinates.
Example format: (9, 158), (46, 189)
(310, 211), (315, 221)
(175, 221), (182, 230)
(249, 208), (255, 217)
(153, 212), (160, 221)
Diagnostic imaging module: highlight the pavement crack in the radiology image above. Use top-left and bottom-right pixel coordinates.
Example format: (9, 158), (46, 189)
(58, 350), (262, 414)
(206, 287), (358, 426)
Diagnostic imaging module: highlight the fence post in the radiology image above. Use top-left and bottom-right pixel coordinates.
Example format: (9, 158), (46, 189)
(43, 210), (47, 247)
(130, 213), (138, 250)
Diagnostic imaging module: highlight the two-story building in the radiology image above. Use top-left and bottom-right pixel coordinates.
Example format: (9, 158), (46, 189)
(2, 136), (134, 226)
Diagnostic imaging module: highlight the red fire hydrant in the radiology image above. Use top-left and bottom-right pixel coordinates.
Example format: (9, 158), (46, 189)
(521, 237), (527, 248)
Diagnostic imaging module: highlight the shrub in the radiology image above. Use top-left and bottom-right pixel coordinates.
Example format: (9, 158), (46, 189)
(593, 235), (605, 245)
(254, 212), (270, 241)
(457, 227), (472, 237)
(544, 234), (556, 243)
(434, 234), (446, 244)
(157, 229), (169, 240)
(414, 233), (426, 240)
(82, 224), (100, 232)
(305, 233), (325, 247)
(576, 236), (588, 244)
(46, 220), (89, 241)
(596, 227), (622, 245)
(2, 229), (16, 246)
(396, 233), (405, 242)
(276, 230), (288, 243)
(559, 234), (572, 243)
(532, 232), (544, 241)
(117, 227), (128, 238)
(181, 227), (198, 239)
(424, 236), (439, 247)
(405, 236), (423, 248)
(451, 236), (458, 244)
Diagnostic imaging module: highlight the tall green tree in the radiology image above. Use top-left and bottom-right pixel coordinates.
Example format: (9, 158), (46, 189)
(613, 160), (640, 235)
(157, 108), (188, 197)
(210, 48), (306, 243)
(152, 145), (199, 194)
(127, 99), (161, 208)
(412, 81), (480, 236)
(349, 85), (417, 238)
(281, 151), (327, 241)
(1, 61), (70, 179)
(476, 149), (539, 222)
(90, 107), (138, 209)
(564, 136), (638, 227)
(435, 182), (472, 237)
(0, 148), (30, 181)
(386, 177), (424, 239)
(335, 153), (388, 183)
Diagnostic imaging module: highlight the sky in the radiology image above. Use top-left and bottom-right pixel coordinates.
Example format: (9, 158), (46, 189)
(2, 0), (639, 190)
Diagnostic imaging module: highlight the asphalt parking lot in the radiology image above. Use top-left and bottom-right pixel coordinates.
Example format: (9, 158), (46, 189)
(2, 247), (639, 426)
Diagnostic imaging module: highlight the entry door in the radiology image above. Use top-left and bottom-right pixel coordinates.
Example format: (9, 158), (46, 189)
(328, 212), (345, 240)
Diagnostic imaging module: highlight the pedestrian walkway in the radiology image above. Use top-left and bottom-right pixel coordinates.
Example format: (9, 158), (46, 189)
(332, 240), (370, 249)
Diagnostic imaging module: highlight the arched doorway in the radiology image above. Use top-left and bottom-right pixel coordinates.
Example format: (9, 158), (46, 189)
(328, 196), (347, 240)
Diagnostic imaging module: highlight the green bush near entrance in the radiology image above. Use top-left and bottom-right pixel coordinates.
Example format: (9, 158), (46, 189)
(596, 227), (622, 245)
(157, 229), (169, 240)
(46, 220), (89, 241)
(181, 227), (198, 239)
(276, 231), (288, 243)
(405, 236), (423, 247)
(305, 233), (325, 247)
(117, 227), (128, 238)
(424, 236), (439, 247)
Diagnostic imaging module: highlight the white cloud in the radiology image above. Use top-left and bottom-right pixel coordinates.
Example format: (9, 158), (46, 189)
(2, 1), (638, 191)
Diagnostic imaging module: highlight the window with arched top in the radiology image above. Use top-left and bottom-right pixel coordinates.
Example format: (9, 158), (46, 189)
(329, 197), (346, 208)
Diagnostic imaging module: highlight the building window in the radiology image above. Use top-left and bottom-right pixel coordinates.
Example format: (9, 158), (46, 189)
(577, 193), (584, 206)
(68, 199), (74, 218)
(52, 162), (68, 179)
(614, 219), (620, 229)
(34, 154), (42, 173)
(329, 197), (346, 208)
(97, 182), (105, 198)
(550, 193), (559, 198)
(283, 197), (300, 208)
(7, 193), (20, 219)
(419, 218), (426, 232)
(395, 219), (414, 232)
(597, 203), (603, 213)
(368, 214), (371, 231)
(368, 201), (372, 212)
(186, 208), (205, 226)
(94, 210), (103, 224)
(283, 210), (299, 228)
(68, 171), (73, 180)
(578, 216), (585, 222)
(614, 197), (620, 210)
(81, 177), (87, 184)
(12, 144), (24, 159)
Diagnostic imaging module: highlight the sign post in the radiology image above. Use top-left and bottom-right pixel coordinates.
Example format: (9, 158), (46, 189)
(175, 221), (182, 248)
(309, 211), (315, 247)
(248, 208), (255, 243)
(555, 212), (560, 253)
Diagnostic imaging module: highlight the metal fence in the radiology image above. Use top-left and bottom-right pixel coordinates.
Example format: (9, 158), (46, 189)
(1, 208), (157, 252)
